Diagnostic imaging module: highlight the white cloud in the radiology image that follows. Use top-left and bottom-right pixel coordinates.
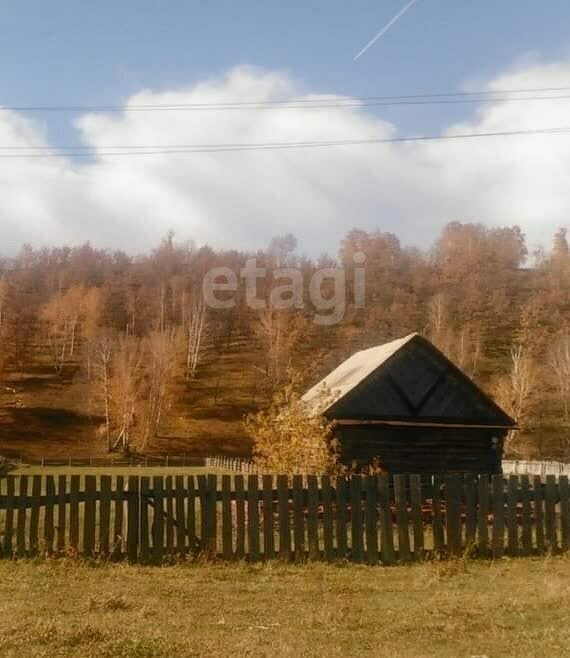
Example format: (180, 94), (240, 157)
(1, 61), (569, 256)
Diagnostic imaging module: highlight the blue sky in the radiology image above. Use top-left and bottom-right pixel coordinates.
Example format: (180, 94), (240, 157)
(2, 2), (570, 255)
(4, 1), (570, 144)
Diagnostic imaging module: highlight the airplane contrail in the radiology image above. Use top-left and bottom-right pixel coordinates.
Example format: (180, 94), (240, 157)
(353, 0), (421, 61)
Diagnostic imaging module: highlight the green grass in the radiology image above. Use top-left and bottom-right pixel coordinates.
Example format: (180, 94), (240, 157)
(0, 556), (568, 657)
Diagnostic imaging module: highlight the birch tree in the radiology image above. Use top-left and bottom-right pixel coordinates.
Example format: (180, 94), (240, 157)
(549, 333), (570, 422)
(184, 293), (207, 380)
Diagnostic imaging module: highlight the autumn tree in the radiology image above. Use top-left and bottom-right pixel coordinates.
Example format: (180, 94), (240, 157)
(244, 373), (334, 474)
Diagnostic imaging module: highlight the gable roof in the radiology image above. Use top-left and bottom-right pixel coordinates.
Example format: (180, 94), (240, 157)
(302, 333), (515, 427)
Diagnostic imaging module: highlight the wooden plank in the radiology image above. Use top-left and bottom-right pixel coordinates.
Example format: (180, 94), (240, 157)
(534, 476), (545, 554)
(152, 476), (164, 564)
(187, 476), (196, 554)
(292, 474), (305, 561)
(113, 476), (124, 560)
(174, 476), (186, 557)
(464, 474), (477, 549)
(29, 475), (41, 556)
(477, 474), (489, 555)
(307, 475), (319, 561)
(222, 474), (233, 560)
(99, 475), (111, 558)
(394, 474), (411, 561)
(139, 477), (150, 562)
(520, 475), (532, 555)
(545, 475), (558, 552)
(16, 476), (28, 557)
(207, 474), (218, 559)
(492, 473), (504, 558)
(165, 476), (174, 555)
(365, 474), (379, 564)
(3, 476), (15, 557)
(335, 476), (348, 559)
(235, 475), (246, 560)
(247, 475), (260, 561)
(262, 475), (274, 560)
(560, 475), (570, 553)
(350, 476), (364, 562)
(126, 476), (140, 563)
(44, 475), (56, 556)
(69, 475), (80, 554)
(197, 475), (208, 551)
(432, 475), (445, 555)
(378, 474), (395, 564)
(83, 475), (97, 557)
(409, 474), (423, 559)
(321, 475), (334, 562)
(506, 475), (519, 556)
(445, 474), (462, 556)
(56, 475), (66, 554)
(277, 475), (290, 561)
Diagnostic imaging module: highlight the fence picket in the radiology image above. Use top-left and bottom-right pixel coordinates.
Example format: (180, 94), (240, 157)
(44, 475), (55, 556)
(307, 476), (319, 561)
(464, 474), (477, 548)
(545, 475), (558, 552)
(365, 475), (379, 564)
(335, 476), (348, 559)
(83, 475), (96, 557)
(113, 476), (124, 559)
(378, 474), (395, 564)
(394, 474), (411, 561)
(29, 475), (41, 555)
(492, 474), (505, 558)
(187, 476), (196, 554)
(409, 474), (423, 559)
(262, 475), (274, 559)
(235, 475), (246, 560)
(139, 477), (150, 562)
(174, 476), (186, 556)
(432, 475), (444, 554)
(534, 476), (545, 553)
(99, 475), (111, 558)
(165, 476), (174, 555)
(16, 476), (28, 557)
(507, 475), (519, 556)
(152, 476), (164, 564)
(69, 475), (80, 554)
(222, 474), (233, 560)
(247, 475), (260, 561)
(477, 475), (489, 554)
(127, 476), (139, 563)
(350, 476), (364, 562)
(321, 475), (334, 562)
(445, 474), (462, 556)
(207, 474), (217, 558)
(520, 475), (532, 555)
(3, 476), (14, 556)
(277, 475), (290, 561)
(57, 475), (66, 554)
(560, 475), (570, 552)
(292, 475), (305, 561)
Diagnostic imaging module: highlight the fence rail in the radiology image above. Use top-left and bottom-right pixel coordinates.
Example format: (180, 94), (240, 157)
(1, 472), (569, 564)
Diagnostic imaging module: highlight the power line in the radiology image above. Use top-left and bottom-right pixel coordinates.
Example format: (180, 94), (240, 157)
(4, 86), (570, 113)
(1, 126), (569, 158)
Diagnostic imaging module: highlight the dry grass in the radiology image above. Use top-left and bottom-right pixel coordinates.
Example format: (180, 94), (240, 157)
(0, 556), (569, 657)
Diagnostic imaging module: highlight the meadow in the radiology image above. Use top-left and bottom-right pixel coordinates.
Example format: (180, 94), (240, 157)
(0, 556), (569, 657)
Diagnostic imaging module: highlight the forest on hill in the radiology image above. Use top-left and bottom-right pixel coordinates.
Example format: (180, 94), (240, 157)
(0, 221), (569, 461)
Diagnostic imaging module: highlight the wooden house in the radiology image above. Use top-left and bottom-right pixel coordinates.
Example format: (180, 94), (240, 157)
(302, 333), (515, 474)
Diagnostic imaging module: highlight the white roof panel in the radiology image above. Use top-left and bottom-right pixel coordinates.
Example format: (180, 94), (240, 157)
(302, 333), (418, 415)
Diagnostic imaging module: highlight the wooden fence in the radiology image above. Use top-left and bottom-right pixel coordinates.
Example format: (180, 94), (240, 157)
(0, 473), (569, 564)
(503, 460), (570, 477)
(205, 455), (256, 473)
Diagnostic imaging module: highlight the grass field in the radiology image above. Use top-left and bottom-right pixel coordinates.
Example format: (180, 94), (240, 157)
(0, 556), (568, 657)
